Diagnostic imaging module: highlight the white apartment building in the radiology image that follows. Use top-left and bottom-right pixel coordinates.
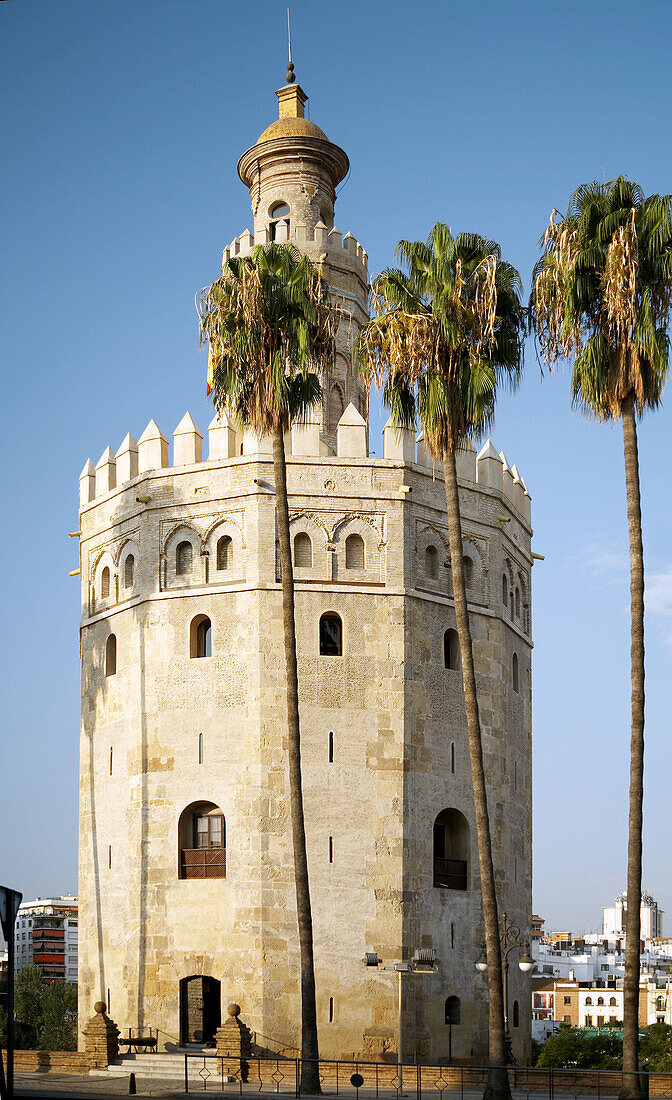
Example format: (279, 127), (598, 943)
(14, 895), (78, 983)
(603, 891), (663, 939)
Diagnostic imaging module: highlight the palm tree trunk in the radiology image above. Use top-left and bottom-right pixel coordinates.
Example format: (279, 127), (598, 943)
(619, 397), (645, 1100)
(443, 449), (510, 1100)
(273, 426), (321, 1094)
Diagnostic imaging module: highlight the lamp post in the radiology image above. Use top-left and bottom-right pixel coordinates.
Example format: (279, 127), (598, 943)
(364, 948), (439, 1095)
(475, 913), (534, 1065)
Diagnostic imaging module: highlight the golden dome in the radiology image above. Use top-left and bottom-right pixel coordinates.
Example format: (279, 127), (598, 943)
(256, 116), (328, 144)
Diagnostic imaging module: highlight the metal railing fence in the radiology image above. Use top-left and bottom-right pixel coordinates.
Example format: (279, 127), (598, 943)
(177, 1053), (665, 1099)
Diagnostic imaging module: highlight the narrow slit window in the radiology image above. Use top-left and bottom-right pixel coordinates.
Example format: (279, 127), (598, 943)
(217, 536), (232, 571)
(329, 997), (334, 1023)
(345, 533), (365, 570)
(101, 566), (110, 599)
(198, 733), (204, 765)
(425, 545), (438, 580)
(108, 844), (112, 869)
(450, 742), (455, 774)
(444, 629), (459, 671)
(124, 555), (134, 589)
(502, 573), (508, 607)
(515, 586), (521, 618)
(109, 747), (113, 776)
(191, 616), (212, 658)
(463, 556), (473, 589)
(107, 989), (110, 1013)
(328, 731), (334, 763)
(294, 532), (312, 568)
(320, 613), (342, 656)
(176, 541), (193, 576)
(105, 634), (117, 677)
(512, 652), (519, 693)
(329, 836), (333, 864)
(450, 921), (455, 949)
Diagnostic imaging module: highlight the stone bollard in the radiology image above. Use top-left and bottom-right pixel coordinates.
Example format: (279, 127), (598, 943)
(215, 1003), (252, 1082)
(83, 1001), (120, 1069)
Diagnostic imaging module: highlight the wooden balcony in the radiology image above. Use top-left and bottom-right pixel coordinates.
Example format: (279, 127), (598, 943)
(433, 857), (468, 890)
(180, 847), (226, 879)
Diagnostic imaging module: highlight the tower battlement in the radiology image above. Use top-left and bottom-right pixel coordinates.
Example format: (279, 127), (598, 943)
(222, 224), (368, 277)
(79, 407), (531, 525)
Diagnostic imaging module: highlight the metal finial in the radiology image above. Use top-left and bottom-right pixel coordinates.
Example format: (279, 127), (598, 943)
(286, 9), (295, 82)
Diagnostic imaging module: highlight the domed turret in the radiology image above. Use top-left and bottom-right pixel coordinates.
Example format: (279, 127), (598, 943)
(237, 80), (349, 238)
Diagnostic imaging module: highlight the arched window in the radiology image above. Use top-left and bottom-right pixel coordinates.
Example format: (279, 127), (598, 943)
(101, 566), (110, 599)
(105, 634), (117, 677)
(269, 201), (290, 242)
(319, 612), (342, 656)
(178, 801), (226, 879)
(463, 556), (474, 589)
(425, 545), (438, 580)
(433, 808), (469, 890)
(190, 615), (212, 658)
(176, 541), (193, 576)
(609, 997), (617, 1007)
(444, 629), (460, 671)
(512, 652), (519, 693)
(502, 573), (508, 607)
(445, 996), (461, 1025)
(597, 997), (604, 1006)
(124, 555), (134, 589)
(515, 586), (521, 618)
(216, 536), (232, 571)
(513, 1000), (520, 1028)
(345, 533), (365, 570)
(585, 997), (593, 1006)
(294, 532), (313, 568)
(328, 384), (344, 431)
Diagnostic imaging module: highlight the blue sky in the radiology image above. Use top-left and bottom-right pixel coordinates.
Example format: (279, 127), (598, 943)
(1, 0), (671, 936)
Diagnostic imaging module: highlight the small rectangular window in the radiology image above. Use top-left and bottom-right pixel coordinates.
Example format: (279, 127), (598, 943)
(329, 836), (333, 864)
(450, 743), (455, 774)
(328, 731), (334, 763)
(564, 997), (571, 1005)
(107, 988), (111, 1012)
(328, 997), (334, 1023)
(198, 733), (204, 765)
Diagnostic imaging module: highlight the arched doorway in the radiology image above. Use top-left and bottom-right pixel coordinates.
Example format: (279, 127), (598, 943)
(180, 976), (221, 1045)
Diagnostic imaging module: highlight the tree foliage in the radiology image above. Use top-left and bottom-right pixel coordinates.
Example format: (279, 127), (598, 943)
(13, 967), (77, 1051)
(356, 223), (524, 456)
(535, 1027), (623, 1069)
(530, 177), (672, 420)
(198, 242), (336, 434)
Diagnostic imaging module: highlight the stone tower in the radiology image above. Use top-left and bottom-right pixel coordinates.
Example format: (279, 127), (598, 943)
(77, 77), (533, 1066)
(233, 75), (368, 452)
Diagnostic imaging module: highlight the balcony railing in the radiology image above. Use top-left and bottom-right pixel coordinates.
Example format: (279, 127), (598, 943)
(180, 848), (226, 880)
(433, 857), (468, 890)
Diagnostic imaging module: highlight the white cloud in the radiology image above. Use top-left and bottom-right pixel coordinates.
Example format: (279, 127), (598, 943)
(646, 566), (672, 646)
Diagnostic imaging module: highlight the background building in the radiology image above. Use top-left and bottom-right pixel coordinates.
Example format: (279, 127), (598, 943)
(14, 896), (78, 983)
(77, 76), (533, 1064)
(603, 891), (663, 940)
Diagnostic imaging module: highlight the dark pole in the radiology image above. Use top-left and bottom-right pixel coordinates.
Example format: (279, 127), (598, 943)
(7, 918), (15, 1099)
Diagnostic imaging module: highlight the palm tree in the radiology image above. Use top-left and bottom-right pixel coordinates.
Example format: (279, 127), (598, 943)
(199, 242), (336, 1093)
(357, 224), (525, 1100)
(530, 178), (672, 1099)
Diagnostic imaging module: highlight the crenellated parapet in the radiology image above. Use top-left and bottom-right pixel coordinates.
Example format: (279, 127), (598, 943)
(79, 403), (531, 524)
(222, 223), (368, 280)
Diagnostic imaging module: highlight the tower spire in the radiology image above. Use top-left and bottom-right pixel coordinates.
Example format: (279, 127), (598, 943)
(286, 8), (295, 83)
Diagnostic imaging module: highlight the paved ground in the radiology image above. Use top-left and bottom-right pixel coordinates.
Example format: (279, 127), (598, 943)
(10, 1075), (631, 1100)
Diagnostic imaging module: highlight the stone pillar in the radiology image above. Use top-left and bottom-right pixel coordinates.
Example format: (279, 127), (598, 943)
(83, 1001), (119, 1069)
(215, 1003), (252, 1081)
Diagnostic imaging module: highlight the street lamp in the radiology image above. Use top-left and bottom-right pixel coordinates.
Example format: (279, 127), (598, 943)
(475, 913), (534, 1064)
(364, 947), (439, 1095)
